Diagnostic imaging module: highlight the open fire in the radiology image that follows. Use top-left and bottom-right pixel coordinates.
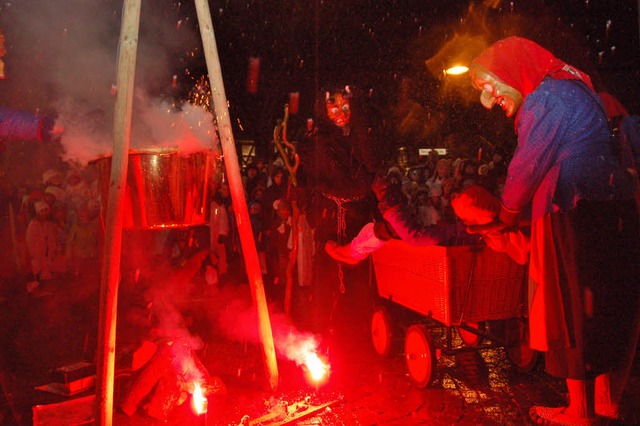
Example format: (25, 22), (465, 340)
(121, 341), (226, 421)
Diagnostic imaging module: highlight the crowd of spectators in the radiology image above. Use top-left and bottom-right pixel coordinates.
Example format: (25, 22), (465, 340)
(397, 147), (509, 228)
(0, 138), (510, 307)
(0, 164), (103, 297)
(205, 144), (511, 306)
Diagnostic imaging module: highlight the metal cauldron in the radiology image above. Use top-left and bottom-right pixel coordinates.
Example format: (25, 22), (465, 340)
(92, 148), (220, 230)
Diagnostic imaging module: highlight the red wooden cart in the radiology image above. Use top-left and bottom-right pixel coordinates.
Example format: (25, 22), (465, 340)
(370, 239), (538, 387)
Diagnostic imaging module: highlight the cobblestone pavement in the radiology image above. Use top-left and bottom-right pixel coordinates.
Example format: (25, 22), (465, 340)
(1, 270), (639, 426)
(192, 323), (640, 426)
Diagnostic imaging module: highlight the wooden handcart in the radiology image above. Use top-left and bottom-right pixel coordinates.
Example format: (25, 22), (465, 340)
(370, 239), (538, 388)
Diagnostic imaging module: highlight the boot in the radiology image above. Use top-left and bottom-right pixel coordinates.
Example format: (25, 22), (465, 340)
(324, 240), (361, 266)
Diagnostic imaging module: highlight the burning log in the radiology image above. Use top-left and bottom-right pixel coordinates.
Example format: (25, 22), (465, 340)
(120, 343), (173, 416)
(120, 341), (226, 421)
(145, 371), (182, 421)
(145, 374), (187, 421)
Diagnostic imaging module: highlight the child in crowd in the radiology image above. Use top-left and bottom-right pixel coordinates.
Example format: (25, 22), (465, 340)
(42, 169), (66, 206)
(25, 200), (57, 282)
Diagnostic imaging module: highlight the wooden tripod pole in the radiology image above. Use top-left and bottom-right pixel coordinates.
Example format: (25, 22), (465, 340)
(194, 0), (279, 389)
(95, 0), (141, 424)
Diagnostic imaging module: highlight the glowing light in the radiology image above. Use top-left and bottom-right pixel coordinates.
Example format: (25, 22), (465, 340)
(445, 65), (469, 75)
(303, 351), (330, 383)
(192, 382), (208, 415)
(279, 331), (330, 385)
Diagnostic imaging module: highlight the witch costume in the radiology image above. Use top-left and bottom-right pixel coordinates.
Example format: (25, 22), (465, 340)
(471, 36), (640, 380)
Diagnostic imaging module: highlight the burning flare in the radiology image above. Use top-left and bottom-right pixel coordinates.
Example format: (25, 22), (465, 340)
(276, 328), (331, 385)
(302, 351), (330, 384)
(192, 382), (208, 415)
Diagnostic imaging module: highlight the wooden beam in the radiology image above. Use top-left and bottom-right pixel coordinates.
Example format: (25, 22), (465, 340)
(193, 0), (279, 390)
(94, 0), (141, 424)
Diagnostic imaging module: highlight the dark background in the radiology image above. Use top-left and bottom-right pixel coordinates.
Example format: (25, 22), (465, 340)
(1, 0), (639, 165)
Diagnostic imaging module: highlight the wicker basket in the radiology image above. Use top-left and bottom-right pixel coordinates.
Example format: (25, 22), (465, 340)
(371, 239), (527, 326)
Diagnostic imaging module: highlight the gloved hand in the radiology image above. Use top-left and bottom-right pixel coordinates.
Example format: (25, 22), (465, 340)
(371, 175), (403, 214)
(466, 204), (521, 235)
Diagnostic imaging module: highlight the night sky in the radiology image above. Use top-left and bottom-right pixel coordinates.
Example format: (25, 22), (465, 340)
(1, 0), (639, 163)
(167, 0), (640, 158)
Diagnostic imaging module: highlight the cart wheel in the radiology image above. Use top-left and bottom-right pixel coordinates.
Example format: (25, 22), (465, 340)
(457, 322), (485, 348)
(404, 324), (437, 388)
(371, 306), (396, 358)
(505, 318), (540, 372)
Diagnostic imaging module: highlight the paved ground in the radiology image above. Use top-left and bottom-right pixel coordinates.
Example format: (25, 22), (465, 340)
(1, 256), (639, 426)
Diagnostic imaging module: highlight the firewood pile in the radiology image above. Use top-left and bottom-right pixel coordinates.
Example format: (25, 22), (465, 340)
(120, 340), (226, 421)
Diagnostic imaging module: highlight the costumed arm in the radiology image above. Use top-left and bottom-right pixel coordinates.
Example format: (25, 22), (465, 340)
(382, 206), (469, 246)
(500, 92), (566, 224)
(373, 175), (472, 246)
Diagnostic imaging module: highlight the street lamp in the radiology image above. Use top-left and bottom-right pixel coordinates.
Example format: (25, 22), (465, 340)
(425, 34), (486, 79)
(444, 65), (470, 76)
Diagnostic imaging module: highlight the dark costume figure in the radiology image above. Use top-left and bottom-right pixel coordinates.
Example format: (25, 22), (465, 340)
(310, 87), (380, 200)
(469, 36), (640, 425)
(299, 86), (388, 239)
(264, 198), (291, 304)
(242, 162), (266, 203)
(296, 85), (388, 333)
(261, 166), (288, 230)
